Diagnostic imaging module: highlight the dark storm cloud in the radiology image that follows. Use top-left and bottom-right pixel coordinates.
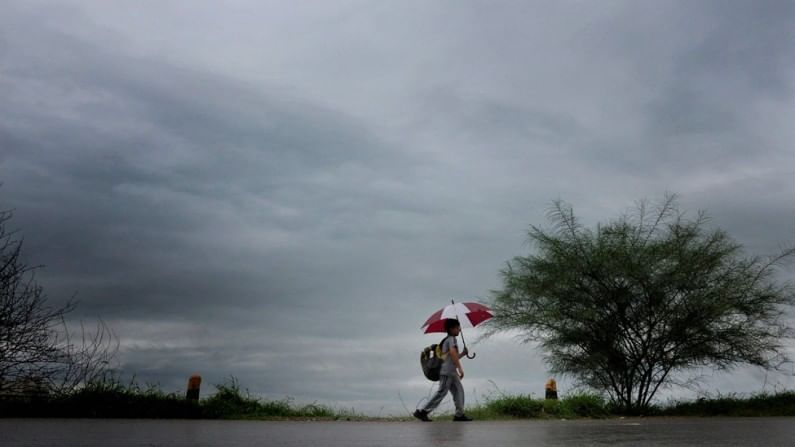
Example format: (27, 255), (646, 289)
(2, 0), (795, 413)
(1, 6), (420, 319)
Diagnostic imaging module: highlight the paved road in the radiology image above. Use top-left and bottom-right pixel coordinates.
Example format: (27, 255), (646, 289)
(3, 418), (795, 446)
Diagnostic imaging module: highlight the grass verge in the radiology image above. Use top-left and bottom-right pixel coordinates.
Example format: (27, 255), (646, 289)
(466, 392), (609, 420)
(660, 391), (795, 417)
(0, 377), (363, 420)
(3, 378), (795, 419)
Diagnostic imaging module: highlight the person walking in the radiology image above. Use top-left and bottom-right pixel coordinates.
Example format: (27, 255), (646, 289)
(414, 319), (473, 421)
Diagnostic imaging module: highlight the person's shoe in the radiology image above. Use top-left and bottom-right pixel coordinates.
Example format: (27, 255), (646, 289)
(453, 414), (473, 422)
(413, 409), (432, 422)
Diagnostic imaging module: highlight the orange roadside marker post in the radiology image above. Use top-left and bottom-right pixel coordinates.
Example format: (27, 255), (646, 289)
(186, 374), (202, 402)
(545, 378), (558, 400)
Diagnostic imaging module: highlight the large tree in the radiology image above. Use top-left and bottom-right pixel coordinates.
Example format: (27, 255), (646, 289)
(488, 196), (794, 412)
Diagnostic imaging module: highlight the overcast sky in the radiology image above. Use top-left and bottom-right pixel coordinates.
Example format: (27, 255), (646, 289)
(2, 0), (795, 415)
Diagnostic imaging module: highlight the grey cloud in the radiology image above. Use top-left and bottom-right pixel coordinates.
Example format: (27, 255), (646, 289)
(641, 1), (795, 167)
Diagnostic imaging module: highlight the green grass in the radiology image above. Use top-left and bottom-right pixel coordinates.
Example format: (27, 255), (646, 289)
(0, 378), (201, 418)
(660, 391), (795, 417)
(465, 390), (795, 419)
(0, 377), (362, 420)
(201, 379), (348, 419)
(466, 391), (610, 420)
(4, 377), (795, 419)
(468, 393), (544, 419)
(556, 392), (611, 418)
(464, 388), (795, 419)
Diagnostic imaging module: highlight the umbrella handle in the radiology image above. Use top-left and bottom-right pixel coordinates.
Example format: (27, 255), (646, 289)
(460, 333), (476, 359)
(452, 299), (478, 360)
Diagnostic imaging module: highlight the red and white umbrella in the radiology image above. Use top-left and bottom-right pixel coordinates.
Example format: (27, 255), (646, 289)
(421, 301), (493, 334)
(421, 300), (493, 359)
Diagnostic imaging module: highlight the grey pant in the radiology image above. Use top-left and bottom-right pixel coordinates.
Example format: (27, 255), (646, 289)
(422, 374), (464, 416)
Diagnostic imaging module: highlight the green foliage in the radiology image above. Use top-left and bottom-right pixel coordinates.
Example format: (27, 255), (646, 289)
(201, 379), (267, 418)
(465, 394), (540, 420)
(662, 391), (795, 417)
(485, 394), (544, 418)
(466, 390), (610, 419)
(464, 390), (795, 419)
(0, 376), (200, 418)
(0, 376), (353, 419)
(538, 393), (610, 418)
(487, 195), (795, 412)
(4, 378), (795, 419)
(202, 378), (339, 419)
(559, 393), (609, 418)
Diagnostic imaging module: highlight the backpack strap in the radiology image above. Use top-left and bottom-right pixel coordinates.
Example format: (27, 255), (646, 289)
(435, 335), (450, 359)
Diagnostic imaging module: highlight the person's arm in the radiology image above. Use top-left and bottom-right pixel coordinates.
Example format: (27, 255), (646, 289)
(449, 346), (464, 379)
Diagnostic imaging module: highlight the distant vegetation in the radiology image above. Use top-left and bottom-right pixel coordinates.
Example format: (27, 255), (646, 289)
(0, 377), (361, 420)
(201, 379), (359, 419)
(660, 391), (795, 417)
(1, 378), (200, 419)
(466, 391), (795, 419)
(2, 376), (795, 419)
(467, 392), (610, 419)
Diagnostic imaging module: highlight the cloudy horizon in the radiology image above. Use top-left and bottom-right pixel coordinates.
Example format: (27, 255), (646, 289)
(2, 0), (795, 415)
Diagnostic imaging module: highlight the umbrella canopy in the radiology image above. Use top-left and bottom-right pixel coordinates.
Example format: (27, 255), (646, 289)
(421, 301), (493, 334)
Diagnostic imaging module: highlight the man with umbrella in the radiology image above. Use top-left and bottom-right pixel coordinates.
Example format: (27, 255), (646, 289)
(414, 318), (472, 421)
(414, 301), (491, 422)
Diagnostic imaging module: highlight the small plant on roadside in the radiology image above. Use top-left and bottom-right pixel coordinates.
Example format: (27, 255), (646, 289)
(559, 392), (609, 418)
(201, 377), (271, 418)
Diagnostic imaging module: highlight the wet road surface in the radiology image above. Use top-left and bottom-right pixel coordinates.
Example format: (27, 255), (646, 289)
(3, 417), (795, 446)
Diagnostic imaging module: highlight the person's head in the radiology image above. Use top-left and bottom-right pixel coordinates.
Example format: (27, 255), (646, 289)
(444, 318), (461, 336)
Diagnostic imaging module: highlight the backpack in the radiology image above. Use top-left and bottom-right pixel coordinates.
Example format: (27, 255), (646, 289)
(420, 336), (450, 382)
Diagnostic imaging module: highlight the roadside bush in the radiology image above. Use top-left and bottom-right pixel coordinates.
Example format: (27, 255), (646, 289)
(0, 376), (200, 418)
(560, 393), (609, 418)
(200, 378), (339, 419)
(485, 394), (544, 418)
(662, 391), (795, 417)
(201, 379), (267, 418)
